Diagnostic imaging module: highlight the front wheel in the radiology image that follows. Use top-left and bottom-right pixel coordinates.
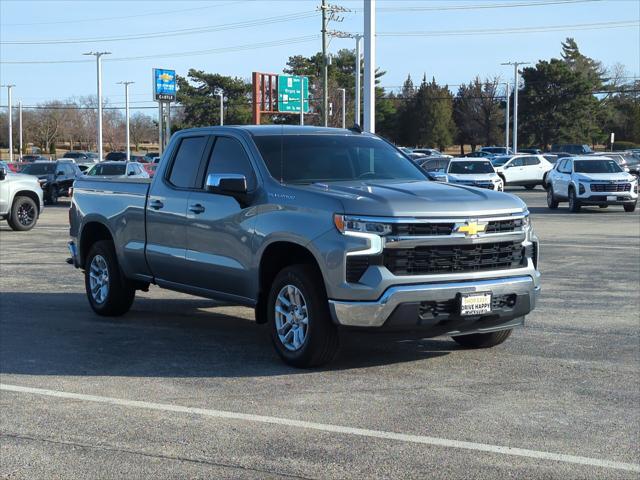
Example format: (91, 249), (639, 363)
(84, 240), (135, 316)
(7, 195), (38, 231)
(45, 186), (59, 205)
(267, 264), (339, 368)
(546, 186), (559, 209)
(568, 187), (581, 213)
(452, 329), (512, 348)
(624, 203), (636, 212)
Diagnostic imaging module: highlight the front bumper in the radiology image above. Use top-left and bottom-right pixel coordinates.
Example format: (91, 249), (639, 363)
(577, 194), (637, 206)
(329, 275), (539, 335)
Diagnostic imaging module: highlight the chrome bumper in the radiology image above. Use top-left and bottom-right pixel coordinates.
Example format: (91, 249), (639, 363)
(328, 275), (539, 330)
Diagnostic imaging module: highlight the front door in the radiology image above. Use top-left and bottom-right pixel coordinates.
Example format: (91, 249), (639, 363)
(504, 157), (526, 184)
(146, 134), (211, 285)
(185, 135), (258, 301)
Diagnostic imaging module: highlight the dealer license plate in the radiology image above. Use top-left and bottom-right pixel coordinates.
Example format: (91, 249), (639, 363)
(460, 292), (492, 316)
(606, 195), (616, 201)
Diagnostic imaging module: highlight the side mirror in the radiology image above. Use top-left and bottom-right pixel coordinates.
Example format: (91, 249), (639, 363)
(127, 170), (136, 176)
(0, 166), (7, 180)
(205, 173), (248, 195)
(56, 170), (64, 176)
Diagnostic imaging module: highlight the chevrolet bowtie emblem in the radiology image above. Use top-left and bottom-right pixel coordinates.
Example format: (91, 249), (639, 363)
(456, 221), (486, 236)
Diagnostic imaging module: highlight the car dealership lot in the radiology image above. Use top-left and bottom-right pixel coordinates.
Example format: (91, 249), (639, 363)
(1, 190), (639, 479)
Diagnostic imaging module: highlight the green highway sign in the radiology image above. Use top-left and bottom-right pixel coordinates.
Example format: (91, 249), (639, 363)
(278, 75), (309, 113)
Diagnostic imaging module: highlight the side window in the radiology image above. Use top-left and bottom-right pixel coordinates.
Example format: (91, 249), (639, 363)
(511, 158), (524, 167)
(524, 156), (540, 166)
(423, 160), (436, 171)
(168, 136), (209, 188)
(63, 164), (75, 175)
(566, 160), (573, 173)
(204, 136), (257, 191)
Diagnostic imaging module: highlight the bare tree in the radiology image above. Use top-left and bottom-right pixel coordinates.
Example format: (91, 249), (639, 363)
(25, 101), (69, 154)
(129, 112), (156, 150)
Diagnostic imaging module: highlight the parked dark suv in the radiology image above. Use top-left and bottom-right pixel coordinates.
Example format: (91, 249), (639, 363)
(550, 144), (594, 155)
(105, 151), (127, 161)
(21, 160), (82, 205)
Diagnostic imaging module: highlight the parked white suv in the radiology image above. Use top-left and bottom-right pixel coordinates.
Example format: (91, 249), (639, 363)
(546, 156), (638, 212)
(491, 154), (554, 189)
(0, 161), (44, 231)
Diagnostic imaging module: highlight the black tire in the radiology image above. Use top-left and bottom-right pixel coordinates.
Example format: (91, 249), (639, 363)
(568, 187), (581, 212)
(452, 329), (512, 348)
(624, 203), (636, 213)
(498, 174), (506, 186)
(524, 184), (536, 190)
(598, 205), (608, 209)
(84, 240), (135, 316)
(7, 195), (38, 231)
(45, 186), (59, 205)
(546, 186), (559, 209)
(267, 264), (339, 368)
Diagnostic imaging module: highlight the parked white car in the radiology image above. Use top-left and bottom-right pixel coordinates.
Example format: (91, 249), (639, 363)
(84, 161), (149, 178)
(0, 161), (44, 231)
(435, 159), (504, 191)
(491, 154), (554, 189)
(546, 156), (638, 212)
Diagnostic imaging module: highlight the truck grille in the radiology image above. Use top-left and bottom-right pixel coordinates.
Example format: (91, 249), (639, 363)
(383, 241), (525, 276)
(419, 294), (517, 318)
(590, 183), (631, 192)
(392, 223), (454, 236)
(485, 218), (523, 233)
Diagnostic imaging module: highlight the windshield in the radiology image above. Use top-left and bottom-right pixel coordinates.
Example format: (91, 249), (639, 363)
(64, 152), (84, 159)
(448, 161), (494, 174)
(22, 163), (55, 175)
(574, 160), (622, 173)
(87, 164), (126, 176)
(253, 134), (427, 184)
(491, 156), (511, 167)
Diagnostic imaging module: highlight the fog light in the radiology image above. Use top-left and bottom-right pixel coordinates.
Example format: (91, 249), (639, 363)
(579, 183), (586, 195)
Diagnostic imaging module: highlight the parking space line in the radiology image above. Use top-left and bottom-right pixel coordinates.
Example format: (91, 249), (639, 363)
(2, 383), (638, 473)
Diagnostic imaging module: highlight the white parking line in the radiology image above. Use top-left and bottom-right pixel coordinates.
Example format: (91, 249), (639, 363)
(2, 383), (638, 473)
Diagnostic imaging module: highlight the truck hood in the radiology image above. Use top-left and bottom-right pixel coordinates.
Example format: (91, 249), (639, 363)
(574, 173), (635, 182)
(297, 180), (526, 217)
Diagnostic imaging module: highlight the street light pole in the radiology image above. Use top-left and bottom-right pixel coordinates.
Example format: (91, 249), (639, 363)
(363, 0), (376, 133)
(321, 0), (329, 127)
(501, 61), (529, 154)
(354, 34), (362, 126)
(300, 76), (305, 126)
(2, 84), (15, 162)
(504, 82), (510, 151)
(84, 52), (111, 161)
(338, 88), (346, 128)
(19, 100), (23, 158)
(218, 92), (224, 126)
(117, 81), (134, 161)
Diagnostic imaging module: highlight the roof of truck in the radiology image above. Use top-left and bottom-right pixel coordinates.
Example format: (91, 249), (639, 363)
(178, 125), (368, 137)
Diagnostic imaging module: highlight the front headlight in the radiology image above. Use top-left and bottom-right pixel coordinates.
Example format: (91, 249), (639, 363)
(334, 215), (392, 236)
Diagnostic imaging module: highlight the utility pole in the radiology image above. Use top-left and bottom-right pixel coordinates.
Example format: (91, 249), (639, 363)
(321, 0), (328, 127)
(218, 91), (224, 126)
(364, 0), (376, 133)
(300, 75), (305, 125)
(18, 100), (23, 158)
(338, 88), (346, 128)
(504, 82), (510, 151)
(501, 61), (529, 154)
(84, 52), (111, 161)
(354, 34), (362, 126)
(2, 84), (15, 162)
(118, 81), (134, 161)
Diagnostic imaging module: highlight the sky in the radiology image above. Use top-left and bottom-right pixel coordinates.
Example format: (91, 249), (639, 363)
(0, 0), (638, 116)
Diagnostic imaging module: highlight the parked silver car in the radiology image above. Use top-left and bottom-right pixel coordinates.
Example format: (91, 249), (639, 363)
(0, 161), (44, 231)
(546, 156), (638, 212)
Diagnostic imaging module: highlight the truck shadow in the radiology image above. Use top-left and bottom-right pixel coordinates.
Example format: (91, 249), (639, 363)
(0, 292), (451, 378)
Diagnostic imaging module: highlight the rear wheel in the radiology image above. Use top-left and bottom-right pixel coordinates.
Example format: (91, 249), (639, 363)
(568, 187), (581, 213)
(546, 186), (559, 209)
(599, 205), (608, 209)
(267, 264), (339, 368)
(524, 184), (536, 190)
(452, 329), (512, 348)
(84, 240), (135, 316)
(624, 203), (636, 212)
(7, 195), (38, 231)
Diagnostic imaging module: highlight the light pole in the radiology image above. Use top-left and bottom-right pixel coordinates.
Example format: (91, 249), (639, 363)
(504, 82), (510, 151)
(354, 33), (362, 127)
(321, 0), (328, 126)
(364, 0), (376, 133)
(501, 61), (529, 153)
(300, 76), (305, 126)
(18, 100), (23, 158)
(84, 52), (111, 161)
(117, 81), (134, 161)
(218, 91), (224, 126)
(338, 88), (346, 128)
(2, 84), (15, 162)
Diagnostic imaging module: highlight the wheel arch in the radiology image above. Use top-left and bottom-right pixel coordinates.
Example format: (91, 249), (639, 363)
(79, 221), (115, 268)
(12, 190), (41, 214)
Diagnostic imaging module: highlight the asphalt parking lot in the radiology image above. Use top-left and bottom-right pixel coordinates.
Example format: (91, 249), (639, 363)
(1, 188), (639, 479)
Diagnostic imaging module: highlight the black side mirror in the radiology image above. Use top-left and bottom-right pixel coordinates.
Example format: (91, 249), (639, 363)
(127, 171), (135, 176)
(56, 170), (64, 176)
(205, 173), (248, 195)
(0, 167), (7, 180)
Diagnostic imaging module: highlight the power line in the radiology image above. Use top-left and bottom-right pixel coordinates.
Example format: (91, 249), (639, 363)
(359, 0), (603, 12)
(377, 20), (638, 37)
(0, 35), (320, 65)
(0, 2), (243, 27)
(0, 11), (317, 45)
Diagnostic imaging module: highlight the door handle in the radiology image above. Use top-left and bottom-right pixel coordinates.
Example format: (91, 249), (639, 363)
(149, 199), (164, 210)
(188, 203), (205, 214)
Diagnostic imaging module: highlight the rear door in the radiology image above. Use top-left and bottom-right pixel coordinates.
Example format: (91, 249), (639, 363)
(145, 134), (211, 285)
(521, 156), (544, 183)
(185, 135), (259, 301)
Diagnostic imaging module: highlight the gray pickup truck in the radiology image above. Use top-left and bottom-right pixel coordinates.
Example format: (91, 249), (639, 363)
(69, 126), (541, 367)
